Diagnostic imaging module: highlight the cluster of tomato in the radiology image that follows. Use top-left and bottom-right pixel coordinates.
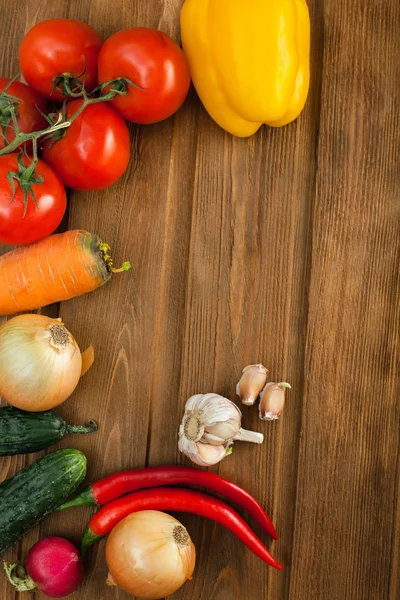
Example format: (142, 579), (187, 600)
(0, 19), (191, 246)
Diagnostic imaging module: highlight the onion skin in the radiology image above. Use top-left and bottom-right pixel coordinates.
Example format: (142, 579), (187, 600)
(25, 537), (84, 598)
(0, 314), (82, 412)
(106, 511), (196, 599)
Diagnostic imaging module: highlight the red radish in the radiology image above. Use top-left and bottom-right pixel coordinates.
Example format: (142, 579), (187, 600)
(4, 537), (84, 597)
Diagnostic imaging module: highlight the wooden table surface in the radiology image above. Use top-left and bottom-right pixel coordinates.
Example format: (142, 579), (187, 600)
(1, 1), (399, 599)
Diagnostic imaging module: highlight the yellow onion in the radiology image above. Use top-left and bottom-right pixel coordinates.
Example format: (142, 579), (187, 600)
(0, 314), (82, 412)
(106, 511), (196, 599)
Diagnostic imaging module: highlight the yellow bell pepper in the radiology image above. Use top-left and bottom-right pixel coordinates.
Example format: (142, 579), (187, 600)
(180, 0), (310, 137)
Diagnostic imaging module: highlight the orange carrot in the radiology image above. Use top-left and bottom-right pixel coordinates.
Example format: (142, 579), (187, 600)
(0, 230), (130, 316)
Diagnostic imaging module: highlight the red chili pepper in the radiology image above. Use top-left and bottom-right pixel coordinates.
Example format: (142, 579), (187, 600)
(81, 487), (282, 570)
(59, 465), (277, 539)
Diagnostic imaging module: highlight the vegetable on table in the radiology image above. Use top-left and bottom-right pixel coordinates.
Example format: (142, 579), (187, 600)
(0, 314), (84, 412)
(5, 537), (84, 598)
(19, 18), (103, 100)
(0, 449), (86, 556)
(0, 406), (97, 456)
(0, 78), (47, 151)
(0, 78), (134, 158)
(98, 27), (191, 124)
(178, 393), (264, 466)
(59, 465), (278, 540)
(180, 0), (310, 137)
(236, 364), (268, 406)
(80, 487), (283, 569)
(106, 511), (196, 600)
(42, 100), (131, 191)
(0, 153), (66, 245)
(0, 230), (130, 316)
(259, 382), (291, 421)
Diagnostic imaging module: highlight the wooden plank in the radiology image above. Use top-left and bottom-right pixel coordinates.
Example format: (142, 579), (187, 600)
(0, 0), (398, 599)
(287, 0), (400, 599)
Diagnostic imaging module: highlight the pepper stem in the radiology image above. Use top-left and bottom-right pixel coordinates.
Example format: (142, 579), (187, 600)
(4, 563), (37, 592)
(233, 428), (264, 444)
(66, 420), (98, 435)
(57, 486), (96, 510)
(81, 528), (101, 555)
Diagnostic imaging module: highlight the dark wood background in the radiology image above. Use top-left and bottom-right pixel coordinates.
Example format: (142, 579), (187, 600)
(1, 1), (399, 599)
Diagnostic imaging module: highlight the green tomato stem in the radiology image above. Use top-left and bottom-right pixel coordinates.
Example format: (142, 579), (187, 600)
(0, 76), (136, 157)
(65, 80), (134, 125)
(0, 117), (71, 156)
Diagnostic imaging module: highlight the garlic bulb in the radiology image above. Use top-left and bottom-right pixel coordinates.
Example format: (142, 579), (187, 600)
(178, 393), (263, 465)
(259, 382), (291, 421)
(0, 314), (82, 412)
(236, 364), (268, 405)
(106, 511), (196, 599)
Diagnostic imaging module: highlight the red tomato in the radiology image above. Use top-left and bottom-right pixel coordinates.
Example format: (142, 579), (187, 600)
(0, 155), (66, 245)
(0, 78), (47, 151)
(19, 19), (102, 101)
(42, 100), (130, 190)
(98, 28), (191, 124)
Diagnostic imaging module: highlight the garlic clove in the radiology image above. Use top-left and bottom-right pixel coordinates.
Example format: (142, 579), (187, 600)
(203, 418), (240, 445)
(259, 382), (291, 421)
(201, 432), (225, 445)
(236, 364), (268, 406)
(196, 442), (231, 466)
(178, 430), (230, 465)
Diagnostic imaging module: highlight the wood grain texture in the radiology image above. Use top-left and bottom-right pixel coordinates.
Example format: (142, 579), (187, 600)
(0, 1), (399, 599)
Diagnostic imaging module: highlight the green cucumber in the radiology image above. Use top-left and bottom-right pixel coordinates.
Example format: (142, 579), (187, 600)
(0, 449), (87, 555)
(0, 407), (97, 456)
